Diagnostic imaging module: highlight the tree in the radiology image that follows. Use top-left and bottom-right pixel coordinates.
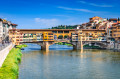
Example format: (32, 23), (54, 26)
(58, 35), (63, 39)
(118, 17), (120, 21)
(64, 35), (69, 39)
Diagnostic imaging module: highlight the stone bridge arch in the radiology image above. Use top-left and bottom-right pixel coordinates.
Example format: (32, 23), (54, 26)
(49, 41), (74, 47)
(71, 41), (108, 50)
(82, 41), (107, 49)
(22, 41), (108, 50)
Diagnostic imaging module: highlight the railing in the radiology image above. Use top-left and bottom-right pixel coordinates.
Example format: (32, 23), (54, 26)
(72, 37), (106, 41)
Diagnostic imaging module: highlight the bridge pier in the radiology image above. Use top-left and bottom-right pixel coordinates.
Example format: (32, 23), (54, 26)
(38, 41), (54, 51)
(41, 42), (50, 51)
(72, 41), (83, 50)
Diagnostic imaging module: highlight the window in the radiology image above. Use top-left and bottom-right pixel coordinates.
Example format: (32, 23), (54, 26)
(52, 31), (57, 33)
(64, 31), (69, 33)
(113, 20), (117, 23)
(48, 33), (53, 35)
(58, 31), (63, 33)
(118, 27), (120, 29)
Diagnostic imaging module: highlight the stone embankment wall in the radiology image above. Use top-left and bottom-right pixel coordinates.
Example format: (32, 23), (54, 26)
(114, 43), (120, 52)
(0, 43), (14, 67)
(107, 42), (120, 51)
(106, 43), (114, 50)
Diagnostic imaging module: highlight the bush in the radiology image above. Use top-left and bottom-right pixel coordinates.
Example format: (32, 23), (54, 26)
(16, 44), (27, 49)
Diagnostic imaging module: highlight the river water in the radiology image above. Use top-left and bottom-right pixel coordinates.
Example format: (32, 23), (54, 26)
(19, 44), (120, 79)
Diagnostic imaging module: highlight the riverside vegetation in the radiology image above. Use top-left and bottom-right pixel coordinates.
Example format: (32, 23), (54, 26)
(56, 42), (73, 46)
(56, 42), (101, 49)
(0, 44), (27, 79)
(16, 44), (27, 49)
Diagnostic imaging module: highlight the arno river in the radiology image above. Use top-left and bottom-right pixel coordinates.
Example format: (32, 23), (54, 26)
(19, 44), (120, 79)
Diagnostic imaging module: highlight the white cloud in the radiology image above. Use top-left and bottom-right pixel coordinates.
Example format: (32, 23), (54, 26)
(34, 18), (59, 28)
(58, 6), (105, 13)
(78, 1), (113, 7)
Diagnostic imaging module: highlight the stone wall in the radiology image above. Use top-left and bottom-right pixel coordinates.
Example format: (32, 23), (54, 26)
(114, 43), (120, 52)
(0, 43), (14, 67)
(106, 43), (114, 50)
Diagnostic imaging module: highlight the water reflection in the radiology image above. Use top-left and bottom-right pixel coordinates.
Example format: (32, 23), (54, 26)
(19, 44), (120, 79)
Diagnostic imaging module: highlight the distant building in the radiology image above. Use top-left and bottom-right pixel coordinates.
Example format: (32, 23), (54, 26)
(76, 25), (81, 29)
(109, 18), (118, 24)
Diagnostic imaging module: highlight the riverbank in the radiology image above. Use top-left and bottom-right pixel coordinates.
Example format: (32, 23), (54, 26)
(0, 48), (22, 79)
(0, 44), (27, 79)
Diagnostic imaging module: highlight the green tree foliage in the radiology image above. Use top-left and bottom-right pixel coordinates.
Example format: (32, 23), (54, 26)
(64, 35), (68, 39)
(50, 25), (78, 29)
(16, 44), (27, 49)
(58, 35), (63, 39)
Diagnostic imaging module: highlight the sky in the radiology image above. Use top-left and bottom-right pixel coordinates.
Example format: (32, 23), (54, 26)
(0, 0), (120, 29)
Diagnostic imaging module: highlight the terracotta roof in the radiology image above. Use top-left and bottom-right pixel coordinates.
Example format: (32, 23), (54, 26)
(11, 24), (18, 26)
(112, 23), (118, 26)
(19, 29), (75, 31)
(109, 18), (118, 20)
(9, 29), (106, 32)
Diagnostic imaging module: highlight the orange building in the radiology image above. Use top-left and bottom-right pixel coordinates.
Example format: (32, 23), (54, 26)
(89, 16), (102, 22)
(112, 24), (120, 40)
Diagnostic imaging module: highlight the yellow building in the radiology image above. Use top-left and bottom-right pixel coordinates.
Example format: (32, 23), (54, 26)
(43, 32), (54, 41)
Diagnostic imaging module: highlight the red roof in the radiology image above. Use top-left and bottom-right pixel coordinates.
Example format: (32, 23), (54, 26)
(112, 23), (118, 26)
(109, 18), (118, 21)
(9, 29), (106, 32)
(11, 24), (18, 26)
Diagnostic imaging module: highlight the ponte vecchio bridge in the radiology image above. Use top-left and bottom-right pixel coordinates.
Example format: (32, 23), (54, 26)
(9, 29), (109, 50)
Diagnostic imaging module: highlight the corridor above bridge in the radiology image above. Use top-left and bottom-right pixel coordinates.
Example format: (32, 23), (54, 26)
(9, 29), (107, 49)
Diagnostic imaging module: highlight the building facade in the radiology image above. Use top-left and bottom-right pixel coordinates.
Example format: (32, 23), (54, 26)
(0, 18), (17, 42)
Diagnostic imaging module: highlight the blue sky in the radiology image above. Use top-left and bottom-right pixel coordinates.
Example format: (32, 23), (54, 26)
(0, 0), (120, 29)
